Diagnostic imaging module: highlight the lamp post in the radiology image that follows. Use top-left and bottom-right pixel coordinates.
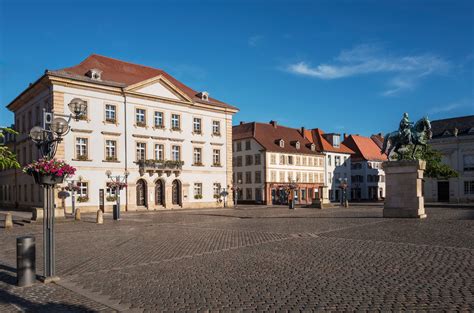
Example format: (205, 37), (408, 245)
(288, 178), (299, 210)
(65, 177), (82, 217)
(29, 98), (87, 283)
(232, 179), (242, 208)
(105, 170), (129, 220)
(338, 178), (349, 208)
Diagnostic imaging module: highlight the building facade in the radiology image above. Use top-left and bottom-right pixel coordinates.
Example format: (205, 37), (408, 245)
(424, 115), (474, 203)
(0, 54), (238, 212)
(303, 129), (354, 202)
(342, 134), (387, 200)
(232, 121), (325, 205)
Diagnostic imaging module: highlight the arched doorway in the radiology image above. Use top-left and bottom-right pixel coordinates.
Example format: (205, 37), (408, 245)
(136, 179), (147, 207)
(172, 179), (181, 206)
(155, 180), (164, 205)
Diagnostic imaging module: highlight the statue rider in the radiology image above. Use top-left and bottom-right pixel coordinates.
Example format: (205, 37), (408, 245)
(399, 113), (413, 145)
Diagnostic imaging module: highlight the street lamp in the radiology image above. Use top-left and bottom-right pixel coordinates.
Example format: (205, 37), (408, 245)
(106, 170), (129, 220)
(232, 179), (242, 208)
(65, 176), (82, 217)
(287, 177), (299, 210)
(29, 98), (87, 283)
(338, 178), (349, 208)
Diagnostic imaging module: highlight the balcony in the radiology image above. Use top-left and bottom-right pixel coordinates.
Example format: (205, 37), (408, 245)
(137, 159), (184, 177)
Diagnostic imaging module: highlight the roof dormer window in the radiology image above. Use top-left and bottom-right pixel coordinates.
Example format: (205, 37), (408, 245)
(276, 139), (285, 148)
(86, 68), (103, 80)
(290, 140), (300, 149)
(198, 91), (209, 101)
(311, 143), (316, 151)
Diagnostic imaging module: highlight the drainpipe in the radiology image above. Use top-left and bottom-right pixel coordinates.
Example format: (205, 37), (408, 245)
(121, 88), (128, 211)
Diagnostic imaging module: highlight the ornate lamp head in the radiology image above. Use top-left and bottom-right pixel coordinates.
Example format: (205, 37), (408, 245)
(29, 126), (44, 142)
(50, 117), (69, 136)
(68, 98), (87, 119)
(105, 170), (112, 178)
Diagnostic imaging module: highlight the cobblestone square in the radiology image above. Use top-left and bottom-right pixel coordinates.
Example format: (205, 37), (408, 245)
(1, 205), (473, 312)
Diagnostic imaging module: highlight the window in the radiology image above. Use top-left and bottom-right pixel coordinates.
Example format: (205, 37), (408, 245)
(296, 156), (300, 166)
(464, 181), (474, 195)
(193, 118), (202, 134)
(194, 183), (202, 197)
(237, 172), (243, 183)
(213, 149), (221, 166)
(75, 138), (88, 160)
(271, 171), (277, 182)
(270, 154), (276, 165)
(105, 140), (117, 161)
(154, 144), (164, 161)
(343, 157), (347, 166)
(335, 156), (341, 166)
(236, 156), (243, 167)
(279, 171), (285, 182)
(172, 145), (181, 161)
(255, 188), (262, 201)
(255, 171), (262, 183)
(288, 156), (294, 165)
(236, 142), (242, 151)
(154, 111), (164, 128)
(105, 104), (116, 123)
(463, 155), (474, 172)
(245, 140), (251, 150)
(106, 183), (117, 198)
(193, 147), (202, 165)
(136, 142), (146, 161)
(77, 182), (88, 199)
(171, 114), (180, 130)
(135, 108), (146, 126)
(333, 136), (340, 147)
(280, 155), (286, 165)
(212, 121), (221, 135)
(328, 155), (332, 166)
(302, 157), (307, 166)
(246, 188), (252, 200)
(245, 155), (253, 166)
(255, 154), (261, 165)
(279, 140), (285, 148)
(213, 183), (221, 197)
(245, 171), (252, 183)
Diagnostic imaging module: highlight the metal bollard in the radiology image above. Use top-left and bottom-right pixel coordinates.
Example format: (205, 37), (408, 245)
(17, 236), (36, 287)
(113, 204), (119, 220)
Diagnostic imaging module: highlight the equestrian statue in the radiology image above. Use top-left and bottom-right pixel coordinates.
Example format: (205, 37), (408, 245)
(381, 113), (432, 159)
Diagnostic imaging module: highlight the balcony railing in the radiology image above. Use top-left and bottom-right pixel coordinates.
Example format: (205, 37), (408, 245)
(137, 159), (184, 177)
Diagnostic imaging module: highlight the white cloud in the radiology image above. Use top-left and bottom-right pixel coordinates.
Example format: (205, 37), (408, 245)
(248, 35), (263, 47)
(429, 99), (472, 115)
(286, 44), (450, 95)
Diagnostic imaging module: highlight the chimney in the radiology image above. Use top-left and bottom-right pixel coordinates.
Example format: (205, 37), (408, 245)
(269, 120), (277, 128)
(378, 132), (383, 137)
(343, 133), (348, 140)
(240, 121), (245, 125)
(300, 127), (305, 137)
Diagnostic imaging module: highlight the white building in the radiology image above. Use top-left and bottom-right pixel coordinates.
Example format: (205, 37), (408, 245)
(424, 115), (474, 203)
(232, 121), (325, 205)
(0, 54), (238, 212)
(342, 134), (387, 200)
(303, 129), (354, 202)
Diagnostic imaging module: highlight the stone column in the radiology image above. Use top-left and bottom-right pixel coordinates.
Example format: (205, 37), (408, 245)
(382, 160), (426, 218)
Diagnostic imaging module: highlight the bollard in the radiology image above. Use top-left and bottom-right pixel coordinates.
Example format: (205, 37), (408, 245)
(96, 209), (103, 224)
(112, 205), (119, 220)
(4, 212), (13, 228)
(17, 236), (36, 287)
(74, 208), (81, 221)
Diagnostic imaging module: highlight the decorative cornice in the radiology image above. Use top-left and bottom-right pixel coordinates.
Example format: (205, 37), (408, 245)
(101, 131), (121, 136)
(210, 142), (224, 146)
(191, 140), (206, 144)
(132, 134), (150, 139)
(71, 128), (93, 133)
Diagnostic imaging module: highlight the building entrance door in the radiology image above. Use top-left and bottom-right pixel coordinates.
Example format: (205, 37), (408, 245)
(437, 181), (449, 202)
(136, 179), (147, 207)
(155, 180), (164, 205)
(172, 180), (181, 206)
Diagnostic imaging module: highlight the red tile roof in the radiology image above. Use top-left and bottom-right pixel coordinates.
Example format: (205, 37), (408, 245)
(343, 134), (387, 162)
(370, 134), (385, 150)
(52, 54), (237, 110)
(304, 128), (354, 154)
(233, 122), (322, 155)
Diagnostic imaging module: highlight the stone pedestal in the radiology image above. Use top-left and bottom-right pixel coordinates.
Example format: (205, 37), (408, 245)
(320, 186), (330, 204)
(382, 160), (426, 218)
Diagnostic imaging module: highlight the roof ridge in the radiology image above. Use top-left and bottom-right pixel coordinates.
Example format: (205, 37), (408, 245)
(88, 54), (165, 72)
(432, 115), (474, 122)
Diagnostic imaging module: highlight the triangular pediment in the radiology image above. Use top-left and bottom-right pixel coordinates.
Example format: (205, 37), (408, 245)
(125, 75), (192, 102)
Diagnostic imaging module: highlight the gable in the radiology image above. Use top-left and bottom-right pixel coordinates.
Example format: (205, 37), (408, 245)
(126, 75), (192, 102)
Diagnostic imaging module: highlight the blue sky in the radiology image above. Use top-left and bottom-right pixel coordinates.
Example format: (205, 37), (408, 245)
(1, 0), (473, 136)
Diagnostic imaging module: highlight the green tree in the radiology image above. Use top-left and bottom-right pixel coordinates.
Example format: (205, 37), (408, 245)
(395, 144), (458, 179)
(0, 127), (20, 170)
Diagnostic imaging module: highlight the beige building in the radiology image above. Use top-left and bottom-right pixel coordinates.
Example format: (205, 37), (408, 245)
(424, 115), (474, 203)
(0, 54), (238, 212)
(232, 121), (325, 205)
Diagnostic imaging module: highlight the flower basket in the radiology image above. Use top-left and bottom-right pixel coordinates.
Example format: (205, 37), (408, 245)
(77, 196), (89, 202)
(23, 158), (76, 186)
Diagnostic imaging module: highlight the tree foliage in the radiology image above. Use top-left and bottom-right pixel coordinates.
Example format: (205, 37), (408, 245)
(0, 127), (20, 170)
(394, 144), (458, 179)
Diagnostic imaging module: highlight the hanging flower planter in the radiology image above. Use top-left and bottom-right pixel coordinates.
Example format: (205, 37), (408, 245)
(23, 158), (76, 186)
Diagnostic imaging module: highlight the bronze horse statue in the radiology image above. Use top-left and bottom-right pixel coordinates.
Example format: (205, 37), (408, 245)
(382, 116), (432, 159)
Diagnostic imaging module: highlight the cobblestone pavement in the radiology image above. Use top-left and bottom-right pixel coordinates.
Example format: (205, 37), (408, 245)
(0, 205), (473, 311)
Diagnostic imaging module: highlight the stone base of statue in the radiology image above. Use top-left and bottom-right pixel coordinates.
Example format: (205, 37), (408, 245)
(382, 160), (426, 218)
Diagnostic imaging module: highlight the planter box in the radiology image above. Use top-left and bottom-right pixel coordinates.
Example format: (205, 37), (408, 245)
(33, 172), (65, 186)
